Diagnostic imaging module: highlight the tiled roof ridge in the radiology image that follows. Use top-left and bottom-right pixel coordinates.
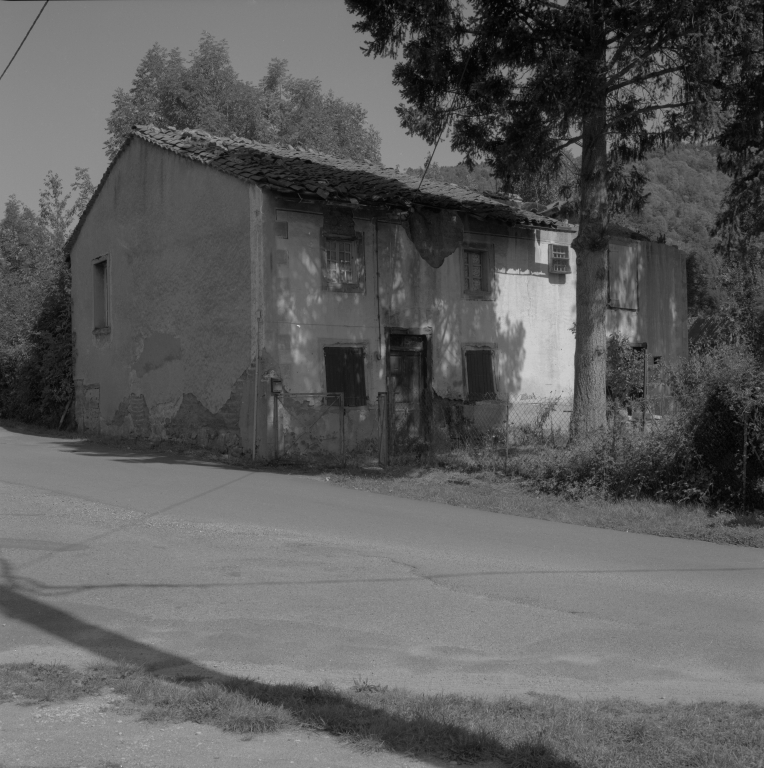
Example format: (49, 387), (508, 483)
(132, 124), (566, 228)
(65, 124), (570, 258)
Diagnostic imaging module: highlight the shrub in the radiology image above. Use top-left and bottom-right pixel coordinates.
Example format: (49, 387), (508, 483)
(0, 265), (73, 427)
(510, 343), (764, 509)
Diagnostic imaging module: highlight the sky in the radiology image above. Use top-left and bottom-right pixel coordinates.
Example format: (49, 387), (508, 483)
(0, 0), (462, 211)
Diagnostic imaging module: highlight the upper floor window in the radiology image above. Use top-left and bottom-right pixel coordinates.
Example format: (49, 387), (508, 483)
(548, 244), (572, 274)
(462, 243), (495, 299)
(321, 232), (365, 293)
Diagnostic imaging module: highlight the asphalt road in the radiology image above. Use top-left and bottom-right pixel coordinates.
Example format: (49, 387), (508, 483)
(1, 426), (762, 703)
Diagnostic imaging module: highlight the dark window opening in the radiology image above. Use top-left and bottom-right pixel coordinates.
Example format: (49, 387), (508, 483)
(324, 346), (367, 407)
(465, 349), (496, 400)
(93, 259), (109, 330)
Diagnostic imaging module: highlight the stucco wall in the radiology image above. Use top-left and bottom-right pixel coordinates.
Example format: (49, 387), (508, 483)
(260, 203), (579, 456)
(71, 139), (253, 450)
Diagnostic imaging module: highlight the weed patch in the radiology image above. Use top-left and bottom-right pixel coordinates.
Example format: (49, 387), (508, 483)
(328, 468), (764, 547)
(2, 662), (762, 767)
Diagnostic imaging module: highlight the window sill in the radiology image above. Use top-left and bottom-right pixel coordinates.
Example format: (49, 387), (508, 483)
(93, 326), (111, 337)
(463, 292), (495, 301)
(323, 282), (365, 294)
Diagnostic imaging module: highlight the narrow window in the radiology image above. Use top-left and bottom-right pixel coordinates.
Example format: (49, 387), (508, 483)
(465, 349), (496, 401)
(93, 259), (109, 330)
(549, 244), (571, 273)
(462, 244), (494, 298)
(324, 346), (367, 407)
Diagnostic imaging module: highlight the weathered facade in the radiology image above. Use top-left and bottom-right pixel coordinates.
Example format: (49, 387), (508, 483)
(68, 126), (687, 459)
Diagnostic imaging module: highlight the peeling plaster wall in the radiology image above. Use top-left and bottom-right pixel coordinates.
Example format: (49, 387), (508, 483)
(261, 203), (580, 457)
(71, 139), (252, 449)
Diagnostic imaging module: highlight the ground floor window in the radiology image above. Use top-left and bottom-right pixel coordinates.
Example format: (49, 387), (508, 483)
(324, 346), (367, 407)
(464, 348), (496, 400)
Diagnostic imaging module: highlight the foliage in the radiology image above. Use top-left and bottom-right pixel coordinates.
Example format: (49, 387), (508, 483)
(406, 152), (579, 205)
(606, 332), (644, 405)
(0, 170), (92, 426)
(347, 0), (762, 434)
(612, 144), (731, 316)
(711, 11), (764, 352)
(105, 33), (381, 164)
(529, 344), (764, 508)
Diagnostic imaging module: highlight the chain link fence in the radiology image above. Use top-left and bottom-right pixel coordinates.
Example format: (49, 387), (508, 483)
(271, 385), (763, 510)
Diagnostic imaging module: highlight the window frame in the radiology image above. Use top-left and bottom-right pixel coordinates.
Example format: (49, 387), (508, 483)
(92, 254), (110, 333)
(462, 242), (495, 299)
(320, 229), (366, 293)
(548, 243), (572, 274)
(462, 344), (498, 402)
(322, 343), (369, 408)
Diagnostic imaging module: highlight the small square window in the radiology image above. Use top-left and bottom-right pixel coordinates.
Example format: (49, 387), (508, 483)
(464, 348), (496, 401)
(322, 232), (365, 292)
(93, 258), (110, 330)
(324, 346), (367, 407)
(463, 244), (494, 298)
(549, 244), (571, 273)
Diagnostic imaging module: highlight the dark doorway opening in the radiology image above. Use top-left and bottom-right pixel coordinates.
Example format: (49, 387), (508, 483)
(387, 331), (430, 452)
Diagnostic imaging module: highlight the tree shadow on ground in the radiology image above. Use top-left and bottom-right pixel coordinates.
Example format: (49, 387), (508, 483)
(0, 558), (579, 767)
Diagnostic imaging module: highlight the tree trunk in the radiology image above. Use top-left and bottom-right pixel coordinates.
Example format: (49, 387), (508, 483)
(571, 95), (609, 436)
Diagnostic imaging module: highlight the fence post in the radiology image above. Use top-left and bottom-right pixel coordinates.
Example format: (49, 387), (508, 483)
(642, 347), (649, 431)
(378, 392), (389, 468)
(504, 398), (510, 473)
(339, 393), (346, 467)
(742, 408), (748, 509)
(273, 393), (279, 461)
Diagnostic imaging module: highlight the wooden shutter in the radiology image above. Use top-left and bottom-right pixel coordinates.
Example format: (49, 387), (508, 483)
(324, 347), (366, 407)
(465, 349), (495, 400)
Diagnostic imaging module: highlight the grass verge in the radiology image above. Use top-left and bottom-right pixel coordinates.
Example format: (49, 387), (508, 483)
(327, 467), (764, 547)
(4, 418), (762, 547)
(2, 662), (762, 767)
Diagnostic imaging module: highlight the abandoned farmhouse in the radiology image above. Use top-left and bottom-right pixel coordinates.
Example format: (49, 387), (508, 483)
(66, 125), (687, 458)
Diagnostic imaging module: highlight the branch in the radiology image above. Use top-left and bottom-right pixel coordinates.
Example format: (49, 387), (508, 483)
(608, 64), (682, 93)
(556, 135), (582, 151)
(608, 100), (693, 124)
(608, 25), (672, 83)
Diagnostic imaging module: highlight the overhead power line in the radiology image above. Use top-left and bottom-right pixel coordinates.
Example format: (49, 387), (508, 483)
(0, 1), (49, 85)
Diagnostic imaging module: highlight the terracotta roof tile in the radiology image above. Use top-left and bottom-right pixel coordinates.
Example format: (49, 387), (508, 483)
(65, 125), (571, 257)
(133, 125), (565, 229)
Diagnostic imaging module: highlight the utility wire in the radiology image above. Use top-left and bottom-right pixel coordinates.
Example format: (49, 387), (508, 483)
(418, 50), (472, 190)
(0, 1), (49, 85)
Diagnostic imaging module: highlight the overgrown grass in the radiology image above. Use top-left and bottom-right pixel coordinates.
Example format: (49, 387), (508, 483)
(329, 467), (764, 547)
(2, 662), (762, 767)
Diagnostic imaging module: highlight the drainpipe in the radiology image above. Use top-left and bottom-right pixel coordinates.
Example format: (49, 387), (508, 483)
(252, 308), (261, 461)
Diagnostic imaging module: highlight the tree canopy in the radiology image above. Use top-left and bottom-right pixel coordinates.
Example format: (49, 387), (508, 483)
(0, 170), (93, 424)
(105, 32), (382, 164)
(347, 0), (763, 432)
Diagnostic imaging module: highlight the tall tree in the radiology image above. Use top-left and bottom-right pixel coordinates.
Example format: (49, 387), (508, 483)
(0, 170), (93, 424)
(105, 33), (381, 164)
(715, 11), (764, 352)
(346, 0), (761, 433)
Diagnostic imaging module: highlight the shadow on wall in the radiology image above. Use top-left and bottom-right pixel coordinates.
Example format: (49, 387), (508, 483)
(0, 557), (580, 768)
